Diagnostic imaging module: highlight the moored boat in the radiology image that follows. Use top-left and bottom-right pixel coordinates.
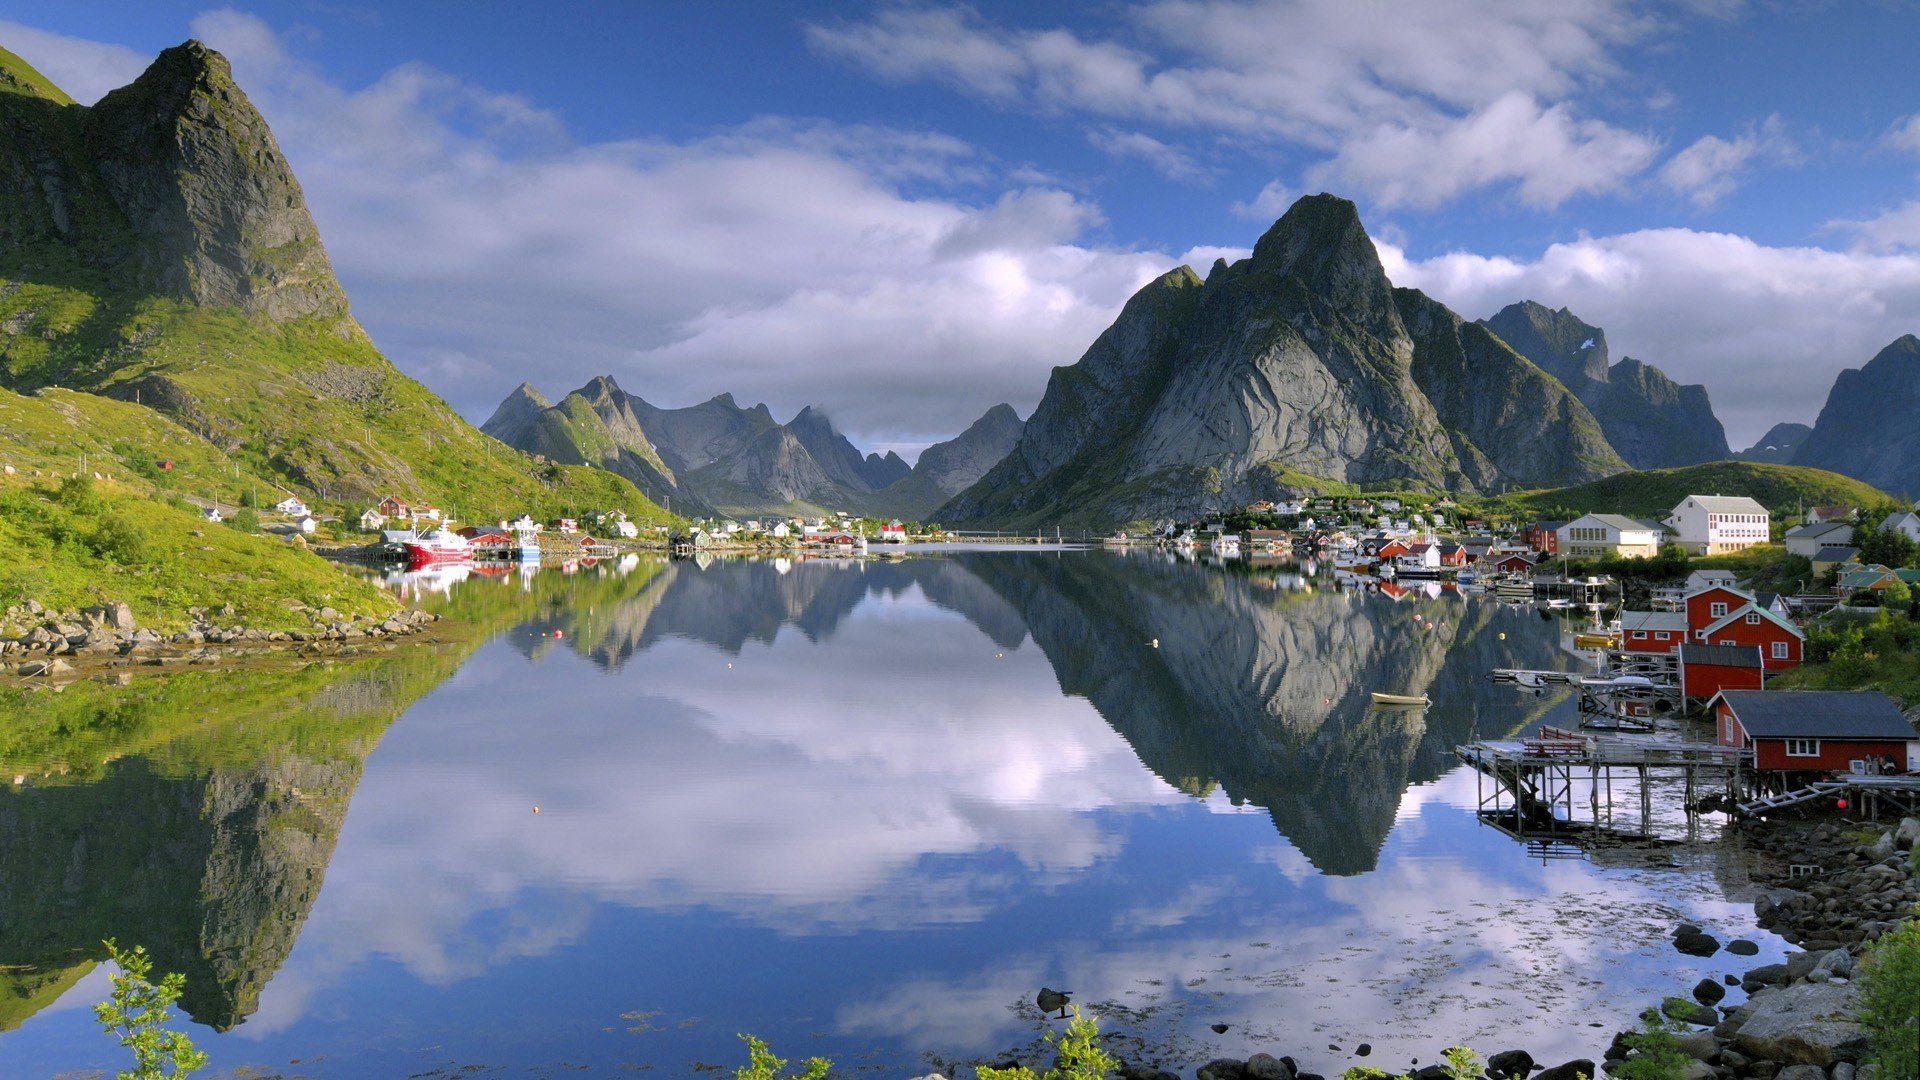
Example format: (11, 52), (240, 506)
(1370, 691), (1430, 706)
(403, 527), (473, 568)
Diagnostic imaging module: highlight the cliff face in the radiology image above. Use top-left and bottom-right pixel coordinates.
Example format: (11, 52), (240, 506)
(0, 41), (348, 323)
(941, 195), (1627, 529)
(1481, 301), (1730, 469)
(912, 403), (1025, 496)
(1793, 335), (1920, 495)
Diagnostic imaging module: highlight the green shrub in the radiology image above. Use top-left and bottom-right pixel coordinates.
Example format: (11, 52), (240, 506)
(979, 1007), (1121, 1080)
(733, 1034), (829, 1080)
(225, 507), (260, 533)
(93, 938), (208, 1079)
(91, 514), (150, 566)
(1857, 916), (1920, 1080)
(1609, 1005), (1691, 1080)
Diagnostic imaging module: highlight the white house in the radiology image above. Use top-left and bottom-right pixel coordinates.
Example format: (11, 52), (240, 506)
(203, 506), (224, 524)
(1784, 521), (1854, 558)
(273, 496), (309, 516)
(1686, 568), (1739, 592)
(1556, 514), (1663, 559)
(1665, 495), (1769, 556)
(358, 508), (385, 531)
(610, 519), (639, 539)
(295, 515), (318, 535)
(1881, 510), (1920, 544)
(769, 522), (791, 539)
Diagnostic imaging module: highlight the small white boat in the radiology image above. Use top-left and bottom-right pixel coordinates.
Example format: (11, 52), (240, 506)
(1370, 691), (1431, 707)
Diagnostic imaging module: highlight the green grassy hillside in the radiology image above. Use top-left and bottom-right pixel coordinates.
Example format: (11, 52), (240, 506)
(0, 472), (398, 631)
(1470, 461), (1888, 522)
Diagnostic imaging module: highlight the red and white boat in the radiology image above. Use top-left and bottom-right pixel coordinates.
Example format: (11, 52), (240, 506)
(403, 527), (473, 568)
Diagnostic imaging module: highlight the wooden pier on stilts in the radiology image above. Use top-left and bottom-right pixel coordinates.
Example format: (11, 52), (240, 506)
(1456, 727), (1751, 839)
(1736, 774), (1920, 819)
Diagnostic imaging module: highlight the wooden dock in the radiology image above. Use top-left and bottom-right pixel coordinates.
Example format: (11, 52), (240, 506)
(1456, 727), (1750, 837)
(1736, 774), (1920, 819)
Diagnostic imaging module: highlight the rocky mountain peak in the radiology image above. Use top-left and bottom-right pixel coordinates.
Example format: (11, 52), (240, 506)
(1482, 301), (1609, 388)
(1246, 192), (1403, 342)
(1794, 335), (1920, 495)
(79, 40), (351, 322)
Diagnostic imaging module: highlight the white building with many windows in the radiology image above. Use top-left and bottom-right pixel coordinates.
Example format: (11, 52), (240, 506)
(1556, 514), (1664, 559)
(1665, 495), (1769, 556)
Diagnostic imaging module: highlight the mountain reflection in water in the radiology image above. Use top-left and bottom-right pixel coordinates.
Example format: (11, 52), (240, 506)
(0, 551), (1776, 1077)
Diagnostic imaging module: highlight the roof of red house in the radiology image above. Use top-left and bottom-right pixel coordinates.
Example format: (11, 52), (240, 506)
(1679, 643), (1763, 668)
(1699, 603), (1804, 640)
(1710, 690), (1916, 740)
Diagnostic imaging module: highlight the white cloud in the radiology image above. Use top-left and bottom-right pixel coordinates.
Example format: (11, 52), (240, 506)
(178, 11), (1187, 450)
(1658, 115), (1796, 207)
(1087, 127), (1213, 182)
(810, 1), (1665, 208)
(1311, 92), (1660, 209)
(1378, 227), (1920, 446)
(1884, 113), (1920, 156)
(0, 18), (149, 103)
(1231, 180), (1295, 220)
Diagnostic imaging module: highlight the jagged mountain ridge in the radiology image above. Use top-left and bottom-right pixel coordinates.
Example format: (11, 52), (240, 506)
(1480, 301), (1731, 469)
(0, 39), (672, 521)
(1736, 422), (1813, 464)
(1792, 335), (1920, 496)
(938, 194), (1627, 530)
(484, 374), (1023, 520)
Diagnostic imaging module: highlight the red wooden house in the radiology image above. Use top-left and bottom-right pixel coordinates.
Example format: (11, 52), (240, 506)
(1696, 603), (1804, 669)
(1710, 690), (1918, 774)
(1488, 551), (1538, 575)
(1678, 643), (1763, 703)
(1684, 585), (1753, 638)
(1373, 538), (1410, 560)
(1436, 543), (1467, 567)
(1521, 521), (1563, 555)
(1619, 610), (1687, 654)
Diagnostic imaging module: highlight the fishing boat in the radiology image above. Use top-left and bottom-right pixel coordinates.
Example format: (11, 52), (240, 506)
(1573, 630), (1617, 649)
(1370, 691), (1430, 707)
(403, 527), (473, 569)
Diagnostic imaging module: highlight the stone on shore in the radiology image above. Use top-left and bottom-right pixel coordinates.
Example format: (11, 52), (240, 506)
(1730, 982), (1869, 1067)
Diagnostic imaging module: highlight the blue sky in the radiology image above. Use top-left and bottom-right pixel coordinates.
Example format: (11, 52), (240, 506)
(8, 2), (1920, 454)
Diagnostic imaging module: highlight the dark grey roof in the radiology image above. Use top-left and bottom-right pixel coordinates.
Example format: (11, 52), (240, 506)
(1680, 643), (1762, 668)
(1813, 545), (1860, 562)
(1715, 690), (1918, 740)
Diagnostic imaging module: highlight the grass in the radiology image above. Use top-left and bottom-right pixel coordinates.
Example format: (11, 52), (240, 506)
(1470, 461), (1889, 522)
(0, 473), (398, 632)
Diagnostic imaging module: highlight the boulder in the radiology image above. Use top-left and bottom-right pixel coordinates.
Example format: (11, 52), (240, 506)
(1694, 978), (1727, 1006)
(1675, 928), (1721, 957)
(1728, 939), (1760, 956)
(1776, 1067), (1825, 1080)
(1198, 1059), (1248, 1080)
(1246, 1054), (1294, 1080)
(1895, 818), (1920, 851)
(1674, 1032), (1718, 1062)
(1487, 1050), (1536, 1078)
(1663, 998), (1721, 1027)
(1533, 1060), (1596, 1080)
(1730, 982), (1869, 1067)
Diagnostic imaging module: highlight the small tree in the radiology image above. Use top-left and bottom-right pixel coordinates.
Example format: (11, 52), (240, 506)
(1857, 916), (1920, 1080)
(734, 1034), (829, 1080)
(226, 507), (260, 533)
(94, 939), (208, 1079)
(979, 1007), (1121, 1080)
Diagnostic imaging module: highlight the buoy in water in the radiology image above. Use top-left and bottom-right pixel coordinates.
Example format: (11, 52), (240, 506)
(1498, 632), (1506, 640)
(1151, 638), (1160, 648)
(726, 662), (733, 669)
(554, 630), (563, 639)
(532, 806), (540, 814)
(1837, 798), (1848, 810)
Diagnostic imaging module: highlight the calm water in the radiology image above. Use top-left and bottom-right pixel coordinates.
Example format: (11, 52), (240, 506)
(0, 551), (1789, 1078)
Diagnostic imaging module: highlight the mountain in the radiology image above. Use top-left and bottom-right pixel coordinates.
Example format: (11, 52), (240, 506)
(485, 382), (1022, 520)
(1480, 301), (1730, 469)
(1793, 335), (1920, 496)
(912, 403), (1024, 496)
(938, 194), (1625, 529)
(0, 39), (671, 526)
(1737, 422), (1813, 464)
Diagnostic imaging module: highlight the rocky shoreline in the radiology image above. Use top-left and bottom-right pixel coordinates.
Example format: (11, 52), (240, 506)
(935, 815), (1919, 1080)
(0, 598), (445, 679)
